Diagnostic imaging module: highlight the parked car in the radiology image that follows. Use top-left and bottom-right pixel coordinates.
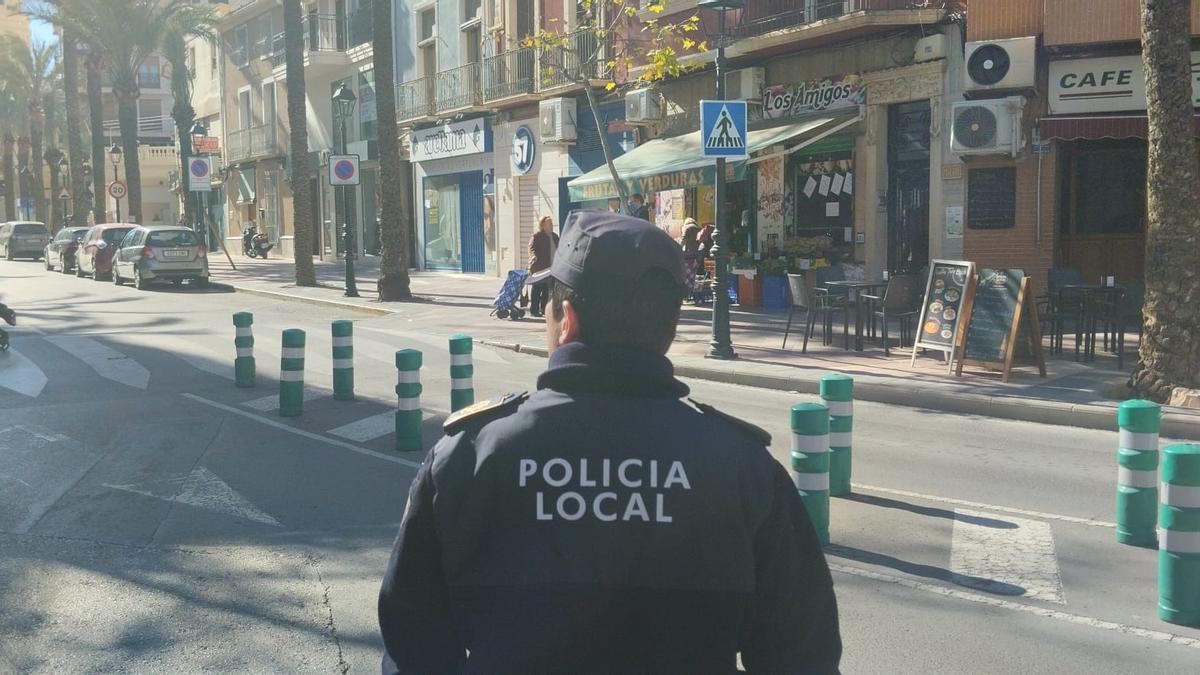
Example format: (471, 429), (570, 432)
(0, 221), (50, 261)
(75, 224), (135, 280)
(44, 226), (91, 273)
(112, 225), (209, 290)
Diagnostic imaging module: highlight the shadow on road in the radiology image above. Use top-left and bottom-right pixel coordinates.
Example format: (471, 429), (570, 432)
(838, 493), (1017, 529)
(826, 544), (1027, 597)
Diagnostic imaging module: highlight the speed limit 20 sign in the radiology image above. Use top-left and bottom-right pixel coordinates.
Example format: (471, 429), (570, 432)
(328, 155), (360, 186)
(108, 181), (127, 200)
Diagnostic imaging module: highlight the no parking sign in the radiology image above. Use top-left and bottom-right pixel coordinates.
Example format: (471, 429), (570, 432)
(188, 156), (213, 192)
(329, 155), (360, 186)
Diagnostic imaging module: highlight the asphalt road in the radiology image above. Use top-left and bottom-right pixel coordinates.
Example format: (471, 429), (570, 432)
(2, 259), (1199, 673)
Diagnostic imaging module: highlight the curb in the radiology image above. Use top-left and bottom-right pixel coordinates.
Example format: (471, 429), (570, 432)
(211, 282), (396, 316)
(479, 339), (1200, 440)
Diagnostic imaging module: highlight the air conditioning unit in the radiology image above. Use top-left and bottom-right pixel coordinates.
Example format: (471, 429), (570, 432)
(914, 34), (946, 64)
(725, 67), (765, 102)
(964, 37), (1037, 92)
(625, 88), (662, 124)
(539, 97), (577, 143)
(951, 97), (1026, 157)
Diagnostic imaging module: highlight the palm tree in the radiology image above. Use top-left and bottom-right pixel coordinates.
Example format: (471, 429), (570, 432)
(284, 0), (316, 286)
(29, 0), (200, 224)
(60, 29), (87, 226)
(162, 4), (217, 228)
(373, 0), (412, 300)
(85, 46), (105, 224)
(0, 84), (18, 220)
(1133, 0), (1200, 402)
(0, 38), (60, 225)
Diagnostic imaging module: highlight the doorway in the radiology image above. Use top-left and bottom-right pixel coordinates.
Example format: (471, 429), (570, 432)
(887, 100), (931, 274)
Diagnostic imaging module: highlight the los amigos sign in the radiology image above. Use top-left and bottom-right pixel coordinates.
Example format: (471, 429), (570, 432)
(764, 74), (866, 120)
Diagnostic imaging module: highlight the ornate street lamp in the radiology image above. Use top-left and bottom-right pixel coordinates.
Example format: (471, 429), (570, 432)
(332, 82), (359, 298)
(699, 0), (745, 360)
(108, 142), (123, 222)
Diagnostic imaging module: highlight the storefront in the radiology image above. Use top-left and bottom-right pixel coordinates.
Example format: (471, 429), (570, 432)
(411, 118), (494, 274)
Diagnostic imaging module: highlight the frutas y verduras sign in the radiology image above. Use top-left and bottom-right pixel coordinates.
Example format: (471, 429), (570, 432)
(764, 74), (866, 120)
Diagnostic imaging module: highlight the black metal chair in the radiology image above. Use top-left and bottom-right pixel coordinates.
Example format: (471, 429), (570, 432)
(782, 274), (832, 353)
(862, 274), (922, 356)
(1093, 282), (1144, 370)
(814, 264), (847, 341)
(1040, 267), (1086, 356)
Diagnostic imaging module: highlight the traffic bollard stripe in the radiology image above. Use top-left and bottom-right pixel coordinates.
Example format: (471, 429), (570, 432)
(450, 354), (472, 366)
(1162, 483), (1200, 508)
(281, 347), (306, 359)
(792, 433), (830, 455)
(398, 371), (420, 384)
(1118, 467), (1158, 489)
(236, 348), (253, 358)
(332, 358), (353, 369)
(451, 378), (474, 390)
(830, 432), (852, 448)
(1120, 430), (1160, 452)
(793, 472), (830, 492)
(235, 326), (253, 337)
(332, 336), (353, 347)
(398, 397), (421, 411)
(1158, 529), (1200, 554)
(826, 401), (853, 416)
(279, 370), (304, 382)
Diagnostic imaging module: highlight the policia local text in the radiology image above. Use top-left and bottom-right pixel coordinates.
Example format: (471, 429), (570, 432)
(519, 457), (692, 523)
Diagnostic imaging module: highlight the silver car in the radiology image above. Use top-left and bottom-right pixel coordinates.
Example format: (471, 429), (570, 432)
(0, 221), (50, 260)
(112, 226), (210, 290)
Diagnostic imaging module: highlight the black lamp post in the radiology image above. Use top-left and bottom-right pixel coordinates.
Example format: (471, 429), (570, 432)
(333, 82), (359, 298)
(108, 142), (123, 222)
(57, 155), (70, 229)
(189, 121), (209, 239)
(699, 0), (743, 361)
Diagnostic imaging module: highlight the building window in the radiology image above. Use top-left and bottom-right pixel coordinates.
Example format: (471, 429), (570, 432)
(262, 170), (280, 244)
(464, 0), (482, 22)
(358, 69), (377, 143)
(232, 25), (249, 66)
(424, 175), (461, 269)
(348, 0), (374, 48)
(211, 43), (218, 76)
(254, 13), (273, 60)
(137, 98), (162, 133)
(137, 59), (161, 89)
(186, 46), (196, 75)
(238, 88), (252, 129)
(1061, 141), (1146, 235)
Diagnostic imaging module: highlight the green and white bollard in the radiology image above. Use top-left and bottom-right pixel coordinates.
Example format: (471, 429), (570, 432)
(791, 402), (831, 546)
(449, 335), (474, 412)
(821, 374), (854, 497)
(1158, 443), (1200, 627)
(279, 329), (305, 418)
(1117, 400), (1161, 547)
(332, 320), (354, 401)
(233, 312), (255, 388)
(395, 349), (423, 452)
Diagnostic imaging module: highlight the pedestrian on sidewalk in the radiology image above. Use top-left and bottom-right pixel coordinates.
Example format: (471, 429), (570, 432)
(527, 215), (558, 318)
(630, 193), (651, 221)
(378, 210), (841, 674)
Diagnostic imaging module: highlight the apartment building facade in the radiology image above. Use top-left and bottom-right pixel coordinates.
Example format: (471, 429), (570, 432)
(962, 0), (1196, 284)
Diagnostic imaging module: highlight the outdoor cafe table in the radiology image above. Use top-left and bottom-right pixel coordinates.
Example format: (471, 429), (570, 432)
(1056, 283), (1125, 362)
(825, 280), (888, 351)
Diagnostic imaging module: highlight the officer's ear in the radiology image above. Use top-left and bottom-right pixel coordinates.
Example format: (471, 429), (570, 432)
(558, 299), (582, 345)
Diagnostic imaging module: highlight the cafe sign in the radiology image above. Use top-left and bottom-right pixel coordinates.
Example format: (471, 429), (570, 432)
(764, 74), (866, 120)
(410, 118), (492, 162)
(568, 163), (744, 202)
(1049, 53), (1200, 114)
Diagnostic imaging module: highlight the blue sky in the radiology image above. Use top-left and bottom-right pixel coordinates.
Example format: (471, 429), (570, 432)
(30, 17), (54, 46)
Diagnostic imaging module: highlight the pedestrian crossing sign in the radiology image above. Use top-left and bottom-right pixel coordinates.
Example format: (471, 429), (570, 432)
(701, 100), (748, 158)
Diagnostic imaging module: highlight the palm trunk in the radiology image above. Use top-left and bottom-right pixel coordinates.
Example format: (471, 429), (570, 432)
(16, 135), (31, 218)
(115, 93), (142, 223)
(87, 55), (106, 225)
(167, 36), (195, 227)
(63, 33), (87, 226)
(285, 0), (316, 286)
(49, 161), (62, 232)
(1133, 0), (1200, 402)
(2, 135), (14, 221)
(31, 113), (46, 224)
(373, 0), (413, 300)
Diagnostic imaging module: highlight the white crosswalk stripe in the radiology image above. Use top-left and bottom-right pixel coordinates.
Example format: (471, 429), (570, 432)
(0, 346), (49, 397)
(43, 335), (150, 389)
(327, 409), (435, 443)
(242, 387), (328, 411)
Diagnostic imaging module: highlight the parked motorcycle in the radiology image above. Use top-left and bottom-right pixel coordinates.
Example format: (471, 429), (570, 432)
(0, 302), (16, 352)
(242, 226), (274, 259)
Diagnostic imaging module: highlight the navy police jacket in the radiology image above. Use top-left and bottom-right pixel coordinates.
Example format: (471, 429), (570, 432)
(379, 341), (841, 674)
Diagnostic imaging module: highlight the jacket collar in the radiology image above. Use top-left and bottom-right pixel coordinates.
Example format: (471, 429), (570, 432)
(536, 341), (689, 399)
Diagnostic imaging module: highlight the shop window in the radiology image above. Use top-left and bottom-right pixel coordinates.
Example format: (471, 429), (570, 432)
(137, 59), (161, 89)
(424, 175), (461, 269)
(784, 150), (855, 262)
(1061, 143), (1146, 235)
(966, 167), (1016, 230)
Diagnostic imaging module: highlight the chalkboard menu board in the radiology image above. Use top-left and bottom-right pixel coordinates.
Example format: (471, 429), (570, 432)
(967, 168), (1016, 230)
(915, 261), (974, 349)
(964, 269), (1025, 364)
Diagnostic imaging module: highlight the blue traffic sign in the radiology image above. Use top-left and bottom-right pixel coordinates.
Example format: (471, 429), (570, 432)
(701, 100), (748, 158)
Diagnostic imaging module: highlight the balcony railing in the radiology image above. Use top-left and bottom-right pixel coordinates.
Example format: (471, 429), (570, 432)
(396, 77), (434, 122)
(732, 0), (920, 40)
(102, 115), (173, 138)
(482, 47), (535, 102)
(435, 62), (482, 113)
(306, 13), (346, 52)
(538, 29), (602, 90)
(226, 124), (279, 163)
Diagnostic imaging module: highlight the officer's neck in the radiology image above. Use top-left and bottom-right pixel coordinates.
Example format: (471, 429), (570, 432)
(538, 341), (689, 399)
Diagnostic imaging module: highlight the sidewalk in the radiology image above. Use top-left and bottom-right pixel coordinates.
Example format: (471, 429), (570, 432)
(207, 255), (1200, 438)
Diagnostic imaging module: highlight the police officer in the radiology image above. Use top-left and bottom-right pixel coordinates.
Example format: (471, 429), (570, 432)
(378, 211), (841, 673)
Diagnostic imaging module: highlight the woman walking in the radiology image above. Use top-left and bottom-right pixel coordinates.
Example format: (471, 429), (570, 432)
(528, 215), (559, 317)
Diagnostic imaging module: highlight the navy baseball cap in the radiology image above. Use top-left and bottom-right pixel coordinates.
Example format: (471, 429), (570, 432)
(544, 210), (685, 295)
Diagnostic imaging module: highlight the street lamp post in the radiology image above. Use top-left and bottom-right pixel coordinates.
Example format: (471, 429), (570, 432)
(58, 155), (70, 230)
(700, 0), (743, 361)
(189, 121), (208, 241)
(108, 142), (123, 222)
(333, 82), (359, 298)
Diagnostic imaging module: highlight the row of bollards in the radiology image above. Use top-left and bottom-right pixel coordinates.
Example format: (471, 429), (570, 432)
(230, 314), (475, 451)
(790, 374), (856, 547)
(1114, 399), (1200, 628)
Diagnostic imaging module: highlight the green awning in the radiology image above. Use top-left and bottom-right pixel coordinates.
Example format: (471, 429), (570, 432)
(567, 114), (856, 201)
